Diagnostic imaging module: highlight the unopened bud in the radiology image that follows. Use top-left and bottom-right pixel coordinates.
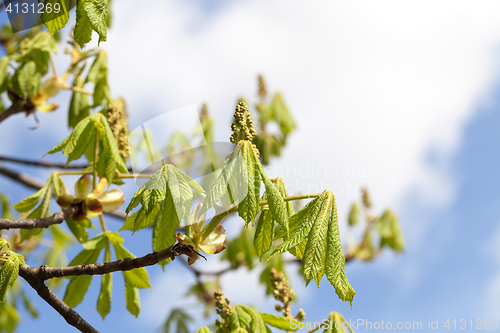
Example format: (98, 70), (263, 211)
(74, 174), (92, 199)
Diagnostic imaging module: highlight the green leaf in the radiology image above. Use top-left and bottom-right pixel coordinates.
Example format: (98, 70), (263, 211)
(202, 143), (243, 214)
(232, 329), (248, 333)
(125, 282), (140, 318)
(68, 75), (90, 128)
(12, 61), (40, 99)
(375, 210), (405, 252)
(255, 153), (288, 235)
(96, 245), (112, 319)
(302, 193), (332, 287)
(274, 178), (294, 217)
(62, 115), (95, 162)
(0, 251), (24, 303)
(74, 0), (93, 48)
(240, 227), (257, 269)
(348, 203), (360, 226)
(259, 313), (298, 332)
(93, 78), (109, 106)
(153, 190), (178, 268)
(165, 164), (195, 219)
(82, 233), (108, 250)
(12, 180), (51, 212)
(232, 305), (252, 330)
(132, 203), (161, 232)
(113, 242), (150, 289)
(66, 216), (90, 244)
(41, 0), (71, 36)
(270, 195), (324, 257)
(120, 210), (138, 231)
(0, 57), (9, 93)
(63, 235), (106, 307)
(238, 305), (267, 333)
(20, 186), (53, 241)
(126, 168), (166, 214)
(44, 136), (70, 156)
(271, 191), (356, 306)
(82, 0), (108, 44)
(86, 50), (107, 85)
(323, 312), (354, 333)
(162, 308), (193, 333)
(238, 141), (260, 226)
(261, 93), (296, 135)
(20, 292), (38, 318)
(253, 210), (273, 258)
(0, 239), (8, 251)
(325, 194), (356, 307)
(196, 327), (212, 333)
(18, 32), (57, 75)
(49, 113), (126, 179)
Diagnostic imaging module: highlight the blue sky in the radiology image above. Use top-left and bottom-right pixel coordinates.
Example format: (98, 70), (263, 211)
(2, 1), (500, 332)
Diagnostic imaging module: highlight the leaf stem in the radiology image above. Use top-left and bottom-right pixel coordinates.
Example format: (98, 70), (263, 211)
(93, 131), (99, 189)
(67, 86), (93, 95)
(115, 173), (155, 179)
(49, 52), (58, 77)
(56, 170), (88, 176)
(99, 214), (107, 232)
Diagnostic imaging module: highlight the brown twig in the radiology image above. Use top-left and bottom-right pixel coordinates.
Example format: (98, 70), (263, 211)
(16, 242), (197, 332)
(16, 243), (196, 333)
(0, 100), (24, 124)
(19, 242), (194, 280)
(19, 268), (98, 333)
(0, 206), (78, 230)
(0, 155), (88, 169)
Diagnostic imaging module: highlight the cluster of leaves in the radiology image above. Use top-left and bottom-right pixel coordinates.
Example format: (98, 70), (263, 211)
(0, 240), (25, 304)
(62, 231), (150, 319)
(45, 112), (127, 181)
(0, 280), (38, 333)
(39, 0), (111, 47)
(346, 190), (405, 261)
(121, 164), (204, 267)
(0, 31), (58, 113)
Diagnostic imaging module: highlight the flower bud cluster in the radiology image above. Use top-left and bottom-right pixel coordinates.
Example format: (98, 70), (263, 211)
(214, 289), (232, 332)
(258, 74), (267, 100)
(230, 101), (257, 143)
(106, 99), (129, 160)
(270, 268), (304, 320)
(362, 187), (372, 208)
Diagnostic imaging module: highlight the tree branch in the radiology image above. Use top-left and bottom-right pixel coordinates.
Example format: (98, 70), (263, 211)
(19, 266), (99, 333)
(0, 100), (24, 124)
(0, 155), (88, 169)
(0, 206), (78, 230)
(19, 242), (195, 280)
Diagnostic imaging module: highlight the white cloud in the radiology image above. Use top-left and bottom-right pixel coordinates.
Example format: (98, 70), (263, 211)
(103, 1), (500, 324)
(105, 0), (500, 213)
